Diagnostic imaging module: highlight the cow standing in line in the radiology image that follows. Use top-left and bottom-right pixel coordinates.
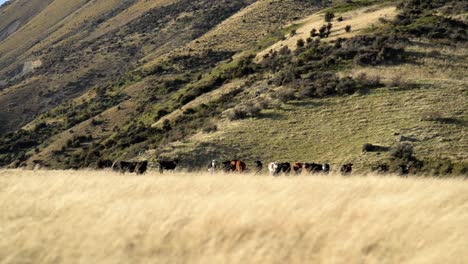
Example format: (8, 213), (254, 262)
(254, 160), (263, 174)
(222, 160), (236, 172)
(399, 164), (411, 176)
(293, 162), (303, 174)
(340, 163), (353, 175)
(158, 159), (179, 174)
(222, 160), (247, 173)
(304, 163), (323, 173)
(322, 163), (330, 174)
(235, 160), (247, 173)
(274, 162), (291, 176)
(208, 160), (217, 174)
(303, 163), (330, 174)
(113, 160), (148, 175)
(268, 162), (278, 176)
(373, 164), (389, 174)
(96, 159), (114, 169)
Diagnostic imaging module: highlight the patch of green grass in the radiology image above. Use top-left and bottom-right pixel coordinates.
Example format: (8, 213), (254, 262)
(405, 15), (443, 31)
(325, 0), (392, 13)
(160, 81), (467, 174)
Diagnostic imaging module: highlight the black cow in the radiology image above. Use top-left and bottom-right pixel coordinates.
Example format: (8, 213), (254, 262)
(114, 161), (148, 175)
(158, 159), (179, 173)
(96, 159), (113, 169)
(254, 160), (263, 174)
(399, 164), (411, 176)
(304, 163), (330, 174)
(222, 160), (235, 172)
(274, 162), (291, 175)
(304, 163), (323, 173)
(373, 164), (389, 174)
(136, 161), (148, 175)
(340, 163), (353, 175)
(114, 161), (136, 173)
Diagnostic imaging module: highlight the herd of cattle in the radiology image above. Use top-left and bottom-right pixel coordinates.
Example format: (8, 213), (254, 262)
(104, 159), (412, 176)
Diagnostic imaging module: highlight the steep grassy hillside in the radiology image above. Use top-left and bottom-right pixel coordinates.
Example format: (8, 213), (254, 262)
(0, 0), (263, 134)
(0, 0), (320, 168)
(1, 170), (468, 263)
(150, 1), (467, 174)
(0, 0), (54, 41)
(0, 0), (466, 174)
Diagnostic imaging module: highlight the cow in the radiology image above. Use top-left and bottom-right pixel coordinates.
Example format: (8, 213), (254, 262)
(222, 160), (247, 173)
(268, 162), (278, 175)
(254, 160), (263, 174)
(222, 160), (236, 172)
(96, 159), (113, 169)
(304, 163), (323, 173)
(293, 162), (303, 174)
(208, 160), (217, 174)
(158, 159), (179, 173)
(113, 161), (136, 173)
(135, 161), (148, 175)
(399, 164), (411, 176)
(235, 160), (247, 173)
(275, 162), (291, 175)
(113, 160), (148, 175)
(373, 164), (389, 174)
(340, 163), (353, 175)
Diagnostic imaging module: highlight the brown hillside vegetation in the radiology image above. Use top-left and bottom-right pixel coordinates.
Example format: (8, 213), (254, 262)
(1, 170), (468, 263)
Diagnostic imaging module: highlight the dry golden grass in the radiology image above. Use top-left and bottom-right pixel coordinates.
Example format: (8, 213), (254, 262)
(1, 170), (468, 264)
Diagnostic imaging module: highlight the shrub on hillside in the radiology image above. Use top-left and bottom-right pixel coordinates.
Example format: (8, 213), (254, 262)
(355, 73), (382, 88)
(390, 143), (414, 161)
(162, 119), (172, 131)
(274, 88), (296, 103)
(297, 39), (305, 48)
(345, 25), (352, 32)
(310, 28), (318, 37)
(202, 123), (218, 133)
(335, 77), (357, 95)
(387, 75), (412, 89)
(319, 25), (328, 38)
(226, 102), (262, 121)
(362, 143), (389, 152)
(324, 12), (335, 22)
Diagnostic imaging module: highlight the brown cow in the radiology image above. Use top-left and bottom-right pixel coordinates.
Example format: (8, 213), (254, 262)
(293, 162), (303, 174)
(235, 160), (246, 173)
(223, 160), (247, 173)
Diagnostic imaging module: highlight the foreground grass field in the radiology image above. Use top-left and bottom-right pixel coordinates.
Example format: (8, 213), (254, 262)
(1, 170), (467, 263)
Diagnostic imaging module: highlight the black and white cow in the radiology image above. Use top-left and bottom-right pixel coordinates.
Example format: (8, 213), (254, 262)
(208, 160), (217, 174)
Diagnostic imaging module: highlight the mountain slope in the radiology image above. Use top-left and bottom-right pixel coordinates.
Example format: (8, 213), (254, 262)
(0, 0), (466, 174)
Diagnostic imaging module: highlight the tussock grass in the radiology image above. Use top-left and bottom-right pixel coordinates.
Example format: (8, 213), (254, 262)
(1, 170), (468, 263)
